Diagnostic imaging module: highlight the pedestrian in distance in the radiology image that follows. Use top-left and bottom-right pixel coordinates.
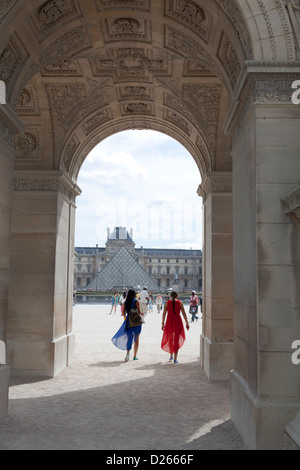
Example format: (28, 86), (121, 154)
(189, 290), (199, 322)
(139, 286), (149, 322)
(111, 289), (143, 362)
(161, 291), (189, 364)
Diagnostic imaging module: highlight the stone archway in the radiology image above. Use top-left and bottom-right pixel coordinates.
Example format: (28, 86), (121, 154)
(0, 0), (299, 450)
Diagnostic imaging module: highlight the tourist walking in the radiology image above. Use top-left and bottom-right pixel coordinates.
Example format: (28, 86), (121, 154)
(189, 291), (199, 322)
(156, 294), (163, 313)
(161, 291), (189, 364)
(109, 292), (118, 315)
(139, 286), (149, 322)
(111, 290), (143, 362)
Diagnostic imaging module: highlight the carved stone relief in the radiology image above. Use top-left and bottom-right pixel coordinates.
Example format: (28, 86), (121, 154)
(38, 27), (91, 67)
(101, 17), (152, 43)
(183, 84), (222, 168)
(30, 0), (82, 39)
(0, 32), (28, 99)
(121, 102), (154, 115)
(90, 48), (171, 82)
(163, 109), (191, 136)
(285, 0), (300, 57)
(95, 0), (150, 12)
(217, 32), (242, 88)
(164, 26), (222, 83)
(215, 0), (252, 59)
(117, 85), (153, 101)
(82, 108), (113, 135)
(166, 0), (212, 43)
(15, 85), (40, 116)
(15, 128), (41, 161)
(41, 59), (82, 76)
(183, 60), (216, 77)
(0, 0), (17, 23)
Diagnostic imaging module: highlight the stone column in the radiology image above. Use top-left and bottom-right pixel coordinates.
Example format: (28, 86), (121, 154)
(0, 105), (25, 414)
(7, 171), (81, 377)
(198, 172), (234, 380)
(225, 64), (300, 450)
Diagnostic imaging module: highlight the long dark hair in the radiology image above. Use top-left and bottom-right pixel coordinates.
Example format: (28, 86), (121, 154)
(125, 289), (136, 313)
(170, 291), (178, 313)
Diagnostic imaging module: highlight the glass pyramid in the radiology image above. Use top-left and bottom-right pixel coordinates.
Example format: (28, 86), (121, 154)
(87, 246), (158, 291)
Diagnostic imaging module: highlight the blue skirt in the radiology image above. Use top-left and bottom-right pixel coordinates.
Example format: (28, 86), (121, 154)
(111, 315), (142, 351)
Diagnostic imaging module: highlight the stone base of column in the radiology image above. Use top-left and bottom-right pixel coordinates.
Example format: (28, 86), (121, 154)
(200, 334), (234, 380)
(0, 365), (10, 416)
(7, 333), (75, 378)
(231, 369), (300, 450)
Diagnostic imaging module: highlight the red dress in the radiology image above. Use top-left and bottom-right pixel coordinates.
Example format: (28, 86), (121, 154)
(161, 299), (186, 355)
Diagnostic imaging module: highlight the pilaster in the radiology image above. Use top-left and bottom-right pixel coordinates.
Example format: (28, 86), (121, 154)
(198, 171), (234, 380)
(225, 62), (300, 449)
(7, 170), (81, 377)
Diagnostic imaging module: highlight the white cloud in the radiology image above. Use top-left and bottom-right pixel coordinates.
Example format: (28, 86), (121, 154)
(75, 130), (203, 249)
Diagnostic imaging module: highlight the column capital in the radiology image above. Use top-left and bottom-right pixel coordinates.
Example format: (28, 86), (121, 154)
(198, 172), (232, 203)
(224, 61), (300, 144)
(13, 170), (82, 204)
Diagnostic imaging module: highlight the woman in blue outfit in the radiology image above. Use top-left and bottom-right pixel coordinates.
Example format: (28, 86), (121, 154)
(111, 289), (142, 362)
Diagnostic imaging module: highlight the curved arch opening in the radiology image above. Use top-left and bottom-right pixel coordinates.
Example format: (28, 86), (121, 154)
(74, 128), (203, 293)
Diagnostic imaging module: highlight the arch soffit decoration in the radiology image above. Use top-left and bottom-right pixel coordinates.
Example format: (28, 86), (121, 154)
(0, 0), (297, 183)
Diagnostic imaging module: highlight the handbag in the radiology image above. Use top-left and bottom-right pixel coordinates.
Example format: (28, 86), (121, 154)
(190, 305), (198, 314)
(128, 300), (144, 328)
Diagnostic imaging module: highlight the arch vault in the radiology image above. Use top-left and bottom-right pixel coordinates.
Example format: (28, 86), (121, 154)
(0, 0), (299, 449)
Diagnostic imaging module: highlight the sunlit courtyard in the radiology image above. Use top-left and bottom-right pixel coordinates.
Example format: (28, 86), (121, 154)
(0, 304), (242, 450)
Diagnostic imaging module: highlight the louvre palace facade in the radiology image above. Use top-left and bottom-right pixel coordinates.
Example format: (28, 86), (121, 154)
(74, 227), (203, 292)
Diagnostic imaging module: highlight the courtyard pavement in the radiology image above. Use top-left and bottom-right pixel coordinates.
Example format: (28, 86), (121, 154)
(0, 304), (243, 450)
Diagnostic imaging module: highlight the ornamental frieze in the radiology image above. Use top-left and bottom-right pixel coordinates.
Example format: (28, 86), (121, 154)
(38, 27), (91, 67)
(95, 0), (150, 12)
(41, 59), (82, 77)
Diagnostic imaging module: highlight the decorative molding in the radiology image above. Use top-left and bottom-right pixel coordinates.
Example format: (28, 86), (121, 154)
(100, 16), (152, 43)
(215, 0), (252, 59)
(120, 102), (154, 115)
(95, 0), (150, 12)
(15, 128), (41, 161)
(117, 85), (153, 101)
(15, 85), (40, 116)
(224, 62), (300, 144)
(0, 32), (29, 100)
(13, 170), (81, 203)
(163, 108), (191, 136)
(40, 59), (82, 76)
(82, 108), (113, 135)
(217, 32), (241, 89)
(38, 27), (91, 66)
(197, 172), (233, 202)
(166, 0), (212, 43)
(90, 48), (171, 82)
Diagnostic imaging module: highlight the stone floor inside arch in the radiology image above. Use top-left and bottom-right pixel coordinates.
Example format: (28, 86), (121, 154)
(0, 304), (243, 451)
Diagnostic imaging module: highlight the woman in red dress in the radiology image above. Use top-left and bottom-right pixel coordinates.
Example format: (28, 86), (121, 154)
(161, 291), (189, 364)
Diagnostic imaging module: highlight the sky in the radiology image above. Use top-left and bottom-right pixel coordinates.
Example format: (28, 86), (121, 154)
(74, 130), (203, 250)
